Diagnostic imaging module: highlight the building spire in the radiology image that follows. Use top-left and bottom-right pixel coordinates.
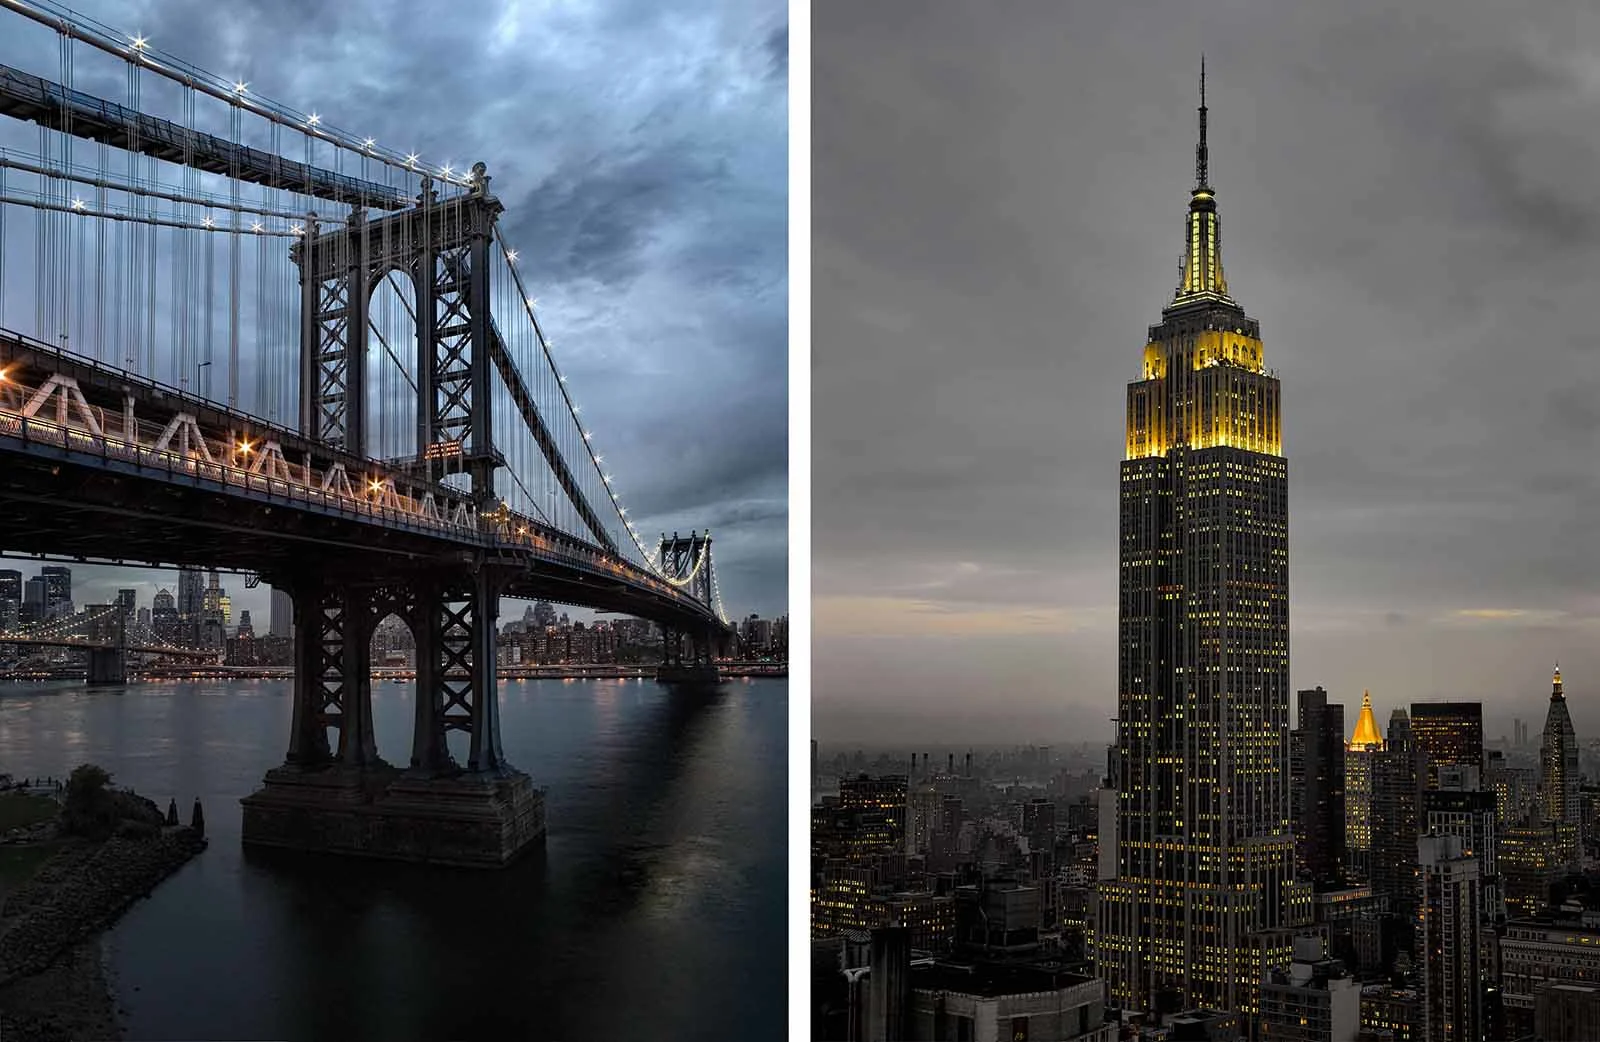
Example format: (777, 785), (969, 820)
(1350, 690), (1383, 750)
(1553, 662), (1564, 700)
(1196, 55), (1209, 189)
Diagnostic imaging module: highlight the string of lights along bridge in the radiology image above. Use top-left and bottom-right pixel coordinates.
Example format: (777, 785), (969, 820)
(0, 0), (739, 868)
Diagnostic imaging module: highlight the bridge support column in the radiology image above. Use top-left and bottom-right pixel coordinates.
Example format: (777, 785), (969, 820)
(466, 566), (506, 772)
(244, 562), (544, 868)
(408, 577), (450, 775)
(85, 646), (126, 685)
(282, 578), (378, 768)
(655, 624), (721, 687)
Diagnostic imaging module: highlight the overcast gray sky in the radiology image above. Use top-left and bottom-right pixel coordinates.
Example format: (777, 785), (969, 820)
(0, 0), (787, 624)
(814, 1), (1600, 747)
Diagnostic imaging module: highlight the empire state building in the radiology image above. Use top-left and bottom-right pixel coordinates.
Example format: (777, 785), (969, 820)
(1095, 66), (1306, 1018)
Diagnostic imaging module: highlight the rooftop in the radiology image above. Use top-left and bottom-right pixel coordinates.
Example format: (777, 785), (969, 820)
(911, 958), (1095, 999)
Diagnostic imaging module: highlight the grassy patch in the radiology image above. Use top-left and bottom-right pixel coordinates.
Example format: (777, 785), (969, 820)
(0, 794), (57, 833)
(0, 839), (67, 893)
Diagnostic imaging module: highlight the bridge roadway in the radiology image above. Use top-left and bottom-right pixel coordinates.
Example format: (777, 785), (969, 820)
(0, 634), (218, 659)
(0, 328), (722, 633)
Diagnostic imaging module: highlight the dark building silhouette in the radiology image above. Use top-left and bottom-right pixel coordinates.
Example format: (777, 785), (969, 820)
(1294, 687), (1346, 889)
(1373, 709), (1426, 929)
(1409, 702), (1482, 789)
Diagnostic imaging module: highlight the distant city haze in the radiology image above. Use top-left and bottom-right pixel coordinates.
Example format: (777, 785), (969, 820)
(814, 1), (1599, 745)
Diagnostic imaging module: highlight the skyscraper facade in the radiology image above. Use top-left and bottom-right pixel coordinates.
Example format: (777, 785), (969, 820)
(1410, 702), (1483, 789)
(0, 568), (20, 631)
(1418, 833), (1484, 1042)
(268, 587), (293, 639)
(39, 565), (72, 618)
(1097, 70), (1300, 1017)
(1373, 709), (1425, 921)
(1294, 687), (1346, 889)
(177, 567), (204, 643)
(1540, 665), (1579, 861)
(1346, 691), (1383, 880)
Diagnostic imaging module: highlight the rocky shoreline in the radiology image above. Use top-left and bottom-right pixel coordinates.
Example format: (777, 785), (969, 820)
(0, 824), (207, 1041)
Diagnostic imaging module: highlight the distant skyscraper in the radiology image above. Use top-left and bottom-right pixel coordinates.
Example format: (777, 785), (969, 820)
(21, 576), (46, 624)
(1424, 787), (1502, 981)
(1373, 709), (1425, 918)
(39, 565), (72, 618)
(0, 568), (20, 630)
(236, 610), (255, 640)
(268, 587), (293, 639)
(1346, 691), (1383, 879)
(1294, 687), (1346, 889)
(1410, 702), (1483, 788)
(1418, 833), (1483, 1042)
(115, 588), (137, 625)
(177, 567), (204, 640)
(1097, 66), (1300, 1018)
(1540, 665), (1580, 859)
(533, 600), (558, 629)
(838, 774), (908, 854)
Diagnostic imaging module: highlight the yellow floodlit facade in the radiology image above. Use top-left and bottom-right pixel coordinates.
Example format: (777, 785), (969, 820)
(1098, 65), (1298, 1020)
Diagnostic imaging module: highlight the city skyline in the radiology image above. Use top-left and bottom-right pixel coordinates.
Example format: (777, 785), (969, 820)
(815, 1), (1600, 744)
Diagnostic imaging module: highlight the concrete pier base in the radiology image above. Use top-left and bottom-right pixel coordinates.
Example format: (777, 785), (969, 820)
(655, 663), (721, 686)
(240, 763), (546, 868)
(85, 647), (127, 685)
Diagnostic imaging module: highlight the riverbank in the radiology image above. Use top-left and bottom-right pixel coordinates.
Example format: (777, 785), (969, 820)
(0, 794), (207, 1042)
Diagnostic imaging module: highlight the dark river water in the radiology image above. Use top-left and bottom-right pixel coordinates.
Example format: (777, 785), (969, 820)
(0, 676), (788, 1041)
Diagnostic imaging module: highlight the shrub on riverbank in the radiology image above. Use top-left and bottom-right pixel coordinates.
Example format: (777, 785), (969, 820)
(59, 765), (163, 841)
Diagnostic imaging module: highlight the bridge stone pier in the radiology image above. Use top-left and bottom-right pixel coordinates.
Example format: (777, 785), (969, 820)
(241, 564), (546, 868)
(85, 646), (127, 686)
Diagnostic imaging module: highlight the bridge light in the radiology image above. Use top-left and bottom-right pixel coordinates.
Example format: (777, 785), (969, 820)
(233, 81), (248, 94)
(202, 216), (215, 228)
(237, 439), (254, 455)
(130, 34), (148, 51)
(363, 137), (376, 149)
(505, 249), (519, 263)
(307, 113), (321, 126)
(71, 197), (86, 210)
(441, 163), (454, 177)
(369, 478), (385, 494)
(405, 153), (419, 166)
(251, 221), (264, 233)
(290, 223), (305, 236)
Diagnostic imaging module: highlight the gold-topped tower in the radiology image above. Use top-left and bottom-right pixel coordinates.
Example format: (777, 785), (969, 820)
(1098, 63), (1298, 1021)
(1350, 691), (1383, 751)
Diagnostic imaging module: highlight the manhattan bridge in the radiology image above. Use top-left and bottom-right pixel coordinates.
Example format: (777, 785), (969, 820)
(0, 1), (737, 865)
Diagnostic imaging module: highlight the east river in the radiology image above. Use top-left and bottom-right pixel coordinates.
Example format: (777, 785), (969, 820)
(0, 676), (787, 1040)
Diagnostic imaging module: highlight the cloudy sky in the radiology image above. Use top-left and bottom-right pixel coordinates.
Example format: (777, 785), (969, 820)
(0, 0), (787, 624)
(814, 1), (1600, 747)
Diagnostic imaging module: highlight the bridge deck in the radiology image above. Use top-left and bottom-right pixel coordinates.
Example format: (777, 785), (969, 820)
(0, 64), (409, 210)
(0, 332), (727, 632)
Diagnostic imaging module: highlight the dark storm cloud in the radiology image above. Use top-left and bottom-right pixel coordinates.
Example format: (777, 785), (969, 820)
(0, 0), (786, 618)
(815, 0), (1600, 746)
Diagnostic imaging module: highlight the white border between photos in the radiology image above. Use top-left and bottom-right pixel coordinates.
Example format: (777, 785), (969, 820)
(787, 0), (811, 1038)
